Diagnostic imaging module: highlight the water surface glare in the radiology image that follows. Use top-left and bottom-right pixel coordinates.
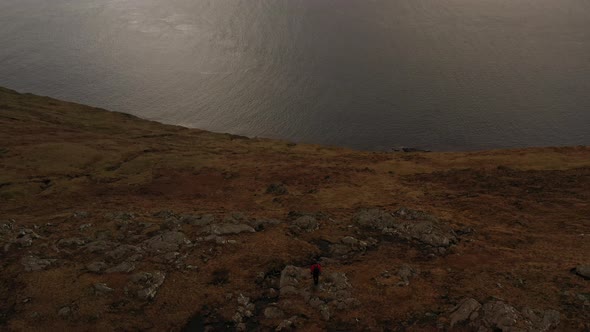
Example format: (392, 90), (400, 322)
(1, 0), (589, 150)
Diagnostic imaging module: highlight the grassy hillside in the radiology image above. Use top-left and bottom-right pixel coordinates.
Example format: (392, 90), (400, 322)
(1, 87), (589, 331)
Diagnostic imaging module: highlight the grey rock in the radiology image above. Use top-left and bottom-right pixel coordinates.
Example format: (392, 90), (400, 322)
(106, 261), (135, 274)
(57, 306), (71, 318)
(207, 223), (255, 235)
(79, 223), (93, 231)
(266, 183), (288, 195)
(575, 265), (590, 279)
(279, 265), (304, 291)
(341, 236), (359, 245)
(93, 283), (114, 294)
(319, 304), (330, 321)
(16, 235), (33, 247)
(21, 255), (56, 272)
(106, 245), (142, 261)
(397, 265), (418, 286)
(308, 297), (325, 309)
(83, 240), (117, 253)
(449, 298), (482, 327)
(142, 231), (190, 253)
(73, 211), (90, 219)
(104, 212), (135, 221)
(181, 214), (215, 226)
(290, 216), (319, 233)
(276, 316), (301, 331)
(131, 271), (166, 300)
(57, 237), (87, 248)
(353, 209), (396, 230)
(86, 261), (108, 273)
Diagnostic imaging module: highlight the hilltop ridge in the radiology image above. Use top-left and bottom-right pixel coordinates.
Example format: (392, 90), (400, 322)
(1, 87), (589, 331)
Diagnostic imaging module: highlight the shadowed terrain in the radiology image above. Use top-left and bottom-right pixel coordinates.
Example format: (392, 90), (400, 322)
(1, 87), (589, 331)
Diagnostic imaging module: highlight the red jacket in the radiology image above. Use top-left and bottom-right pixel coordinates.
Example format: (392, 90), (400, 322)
(310, 264), (322, 274)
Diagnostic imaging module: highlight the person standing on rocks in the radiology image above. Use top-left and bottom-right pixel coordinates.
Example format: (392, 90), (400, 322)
(310, 262), (322, 286)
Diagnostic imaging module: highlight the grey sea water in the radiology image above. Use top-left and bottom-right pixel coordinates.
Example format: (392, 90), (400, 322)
(1, 0), (589, 151)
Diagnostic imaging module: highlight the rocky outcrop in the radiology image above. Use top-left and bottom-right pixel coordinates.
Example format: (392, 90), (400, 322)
(448, 298), (560, 331)
(353, 207), (458, 253)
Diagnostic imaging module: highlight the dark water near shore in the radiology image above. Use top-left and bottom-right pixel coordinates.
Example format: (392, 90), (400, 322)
(1, 0), (589, 151)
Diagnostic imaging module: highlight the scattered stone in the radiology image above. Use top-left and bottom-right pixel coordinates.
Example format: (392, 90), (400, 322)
(397, 265), (418, 286)
(79, 223), (93, 231)
(16, 235), (33, 247)
(57, 306), (71, 318)
(319, 304), (330, 321)
(105, 212), (135, 221)
(21, 255), (56, 272)
(86, 261), (108, 273)
(264, 305), (285, 319)
(353, 209), (397, 229)
(181, 214), (215, 227)
(142, 231), (190, 253)
(290, 216), (319, 233)
(106, 245), (142, 262)
(449, 298), (481, 327)
(574, 265), (590, 279)
(248, 218), (282, 231)
(206, 224), (255, 235)
(266, 183), (288, 195)
(73, 211), (90, 219)
(57, 237), (87, 248)
(129, 271), (166, 300)
(83, 240), (118, 253)
(93, 283), (114, 295)
(106, 261), (136, 274)
(276, 316), (302, 331)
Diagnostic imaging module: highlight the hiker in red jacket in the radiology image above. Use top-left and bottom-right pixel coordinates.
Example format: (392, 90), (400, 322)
(310, 263), (322, 286)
